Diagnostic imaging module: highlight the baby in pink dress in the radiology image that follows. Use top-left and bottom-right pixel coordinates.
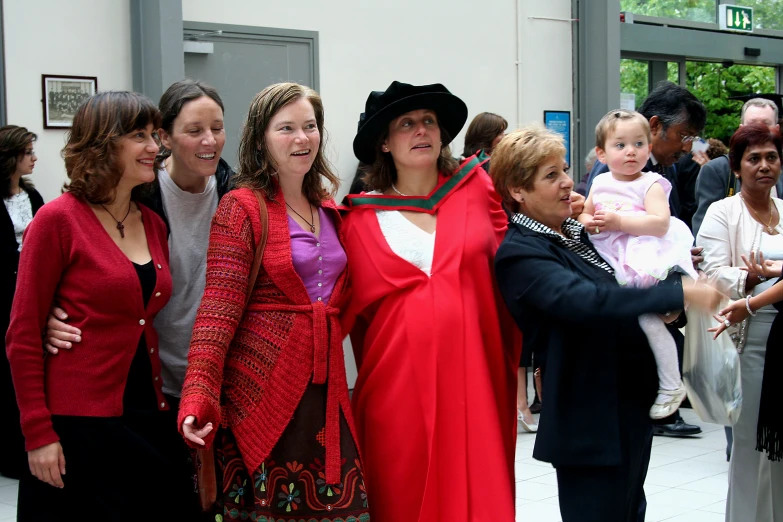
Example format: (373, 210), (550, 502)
(579, 109), (697, 419)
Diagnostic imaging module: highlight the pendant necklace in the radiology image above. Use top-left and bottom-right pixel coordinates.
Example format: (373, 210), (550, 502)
(286, 202), (316, 233)
(100, 202), (132, 238)
(740, 193), (777, 234)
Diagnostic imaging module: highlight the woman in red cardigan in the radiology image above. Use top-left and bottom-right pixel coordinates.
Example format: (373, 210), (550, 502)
(6, 91), (178, 521)
(178, 83), (368, 520)
(341, 81), (522, 522)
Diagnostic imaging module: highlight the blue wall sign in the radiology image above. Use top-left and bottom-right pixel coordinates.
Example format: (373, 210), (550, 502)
(544, 110), (571, 167)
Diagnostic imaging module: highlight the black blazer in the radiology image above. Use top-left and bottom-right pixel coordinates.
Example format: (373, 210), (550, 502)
(495, 222), (683, 467)
(1, 186), (44, 320)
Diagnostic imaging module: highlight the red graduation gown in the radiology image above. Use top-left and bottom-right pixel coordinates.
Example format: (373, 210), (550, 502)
(341, 159), (522, 522)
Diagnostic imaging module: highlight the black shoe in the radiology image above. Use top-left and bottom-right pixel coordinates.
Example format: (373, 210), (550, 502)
(652, 418), (702, 437)
(529, 400), (542, 414)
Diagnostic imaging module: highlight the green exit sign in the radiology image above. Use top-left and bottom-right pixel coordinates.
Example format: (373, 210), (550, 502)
(719, 5), (754, 33)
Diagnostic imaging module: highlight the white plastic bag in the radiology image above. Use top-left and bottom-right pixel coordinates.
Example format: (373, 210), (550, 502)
(682, 301), (742, 426)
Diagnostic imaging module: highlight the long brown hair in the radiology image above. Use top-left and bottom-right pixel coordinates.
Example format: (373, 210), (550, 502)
(234, 82), (338, 204)
(0, 125), (37, 198)
(462, 112), (508, 157)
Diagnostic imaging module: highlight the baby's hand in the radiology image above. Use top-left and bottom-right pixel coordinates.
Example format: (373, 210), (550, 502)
(593, 209), (622, 232)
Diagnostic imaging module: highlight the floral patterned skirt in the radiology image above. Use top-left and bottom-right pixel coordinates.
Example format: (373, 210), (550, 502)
(215, 383), (370, 522)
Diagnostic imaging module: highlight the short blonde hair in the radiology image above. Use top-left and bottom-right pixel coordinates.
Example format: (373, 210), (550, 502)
(489, 125), (566, 211)
(595, 109), (651, 149)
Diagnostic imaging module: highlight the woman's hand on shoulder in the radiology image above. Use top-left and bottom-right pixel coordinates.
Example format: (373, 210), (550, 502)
(28, 442), (66, 488)
(682, 277), (722, 314)
(182, 415), (213, 446)
(45, 307), (81, 355)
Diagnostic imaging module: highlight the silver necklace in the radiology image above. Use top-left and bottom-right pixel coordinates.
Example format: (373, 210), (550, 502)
(391, 183), (407, 196)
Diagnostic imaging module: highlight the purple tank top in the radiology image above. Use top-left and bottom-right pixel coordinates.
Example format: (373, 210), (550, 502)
(288, 206), (347, 303)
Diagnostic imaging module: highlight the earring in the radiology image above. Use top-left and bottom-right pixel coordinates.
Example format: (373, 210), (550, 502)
(382, 146), (389, 152)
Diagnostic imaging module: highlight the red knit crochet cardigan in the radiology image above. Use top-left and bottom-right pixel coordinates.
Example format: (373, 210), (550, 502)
(178, 188), (356, 484)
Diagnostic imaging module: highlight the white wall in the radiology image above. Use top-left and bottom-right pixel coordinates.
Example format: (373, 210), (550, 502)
(183, 0), (573, 386)
(183, 0), (573, 198)
(2, 0), (572, 387)
(517, 1), (575, 155)
(2, 0), (574, 200)
(3, 0), (133, 203)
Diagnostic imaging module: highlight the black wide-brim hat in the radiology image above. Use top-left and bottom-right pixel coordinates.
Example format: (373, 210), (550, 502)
(353, 81), (468, 164)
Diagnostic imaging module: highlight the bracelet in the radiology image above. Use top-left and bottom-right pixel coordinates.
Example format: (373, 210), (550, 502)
(746, 295), (758, 316)
(758, 275), (768, 282)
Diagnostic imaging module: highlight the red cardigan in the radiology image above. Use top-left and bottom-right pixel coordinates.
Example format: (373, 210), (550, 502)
(6, 192), (172, 451)
(178, 188), (356, 484)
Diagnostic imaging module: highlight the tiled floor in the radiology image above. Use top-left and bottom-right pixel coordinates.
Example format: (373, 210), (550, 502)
(514, 408), (729, 521)
(0, 409), (728, 521)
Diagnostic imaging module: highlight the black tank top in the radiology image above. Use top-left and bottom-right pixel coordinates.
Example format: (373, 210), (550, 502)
(123, 260), (157, 412)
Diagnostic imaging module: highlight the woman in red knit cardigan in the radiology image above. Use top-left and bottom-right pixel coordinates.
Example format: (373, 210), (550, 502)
(178, 83), (369, 520)
(6, 92), (178, 521)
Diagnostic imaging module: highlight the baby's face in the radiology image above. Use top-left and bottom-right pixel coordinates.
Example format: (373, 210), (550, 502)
(598, 120), (652, 178)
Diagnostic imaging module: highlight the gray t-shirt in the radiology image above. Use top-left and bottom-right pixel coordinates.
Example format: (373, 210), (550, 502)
(154, 167), (218, 397)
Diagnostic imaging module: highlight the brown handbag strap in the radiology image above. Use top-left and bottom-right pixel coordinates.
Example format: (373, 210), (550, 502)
(245, 190), (269, 304)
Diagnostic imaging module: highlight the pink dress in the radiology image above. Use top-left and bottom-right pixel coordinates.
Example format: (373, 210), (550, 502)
(590, 171), (697, 288)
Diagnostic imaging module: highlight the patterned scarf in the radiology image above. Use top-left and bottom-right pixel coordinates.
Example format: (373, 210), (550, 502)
(511, 214), (615, 275)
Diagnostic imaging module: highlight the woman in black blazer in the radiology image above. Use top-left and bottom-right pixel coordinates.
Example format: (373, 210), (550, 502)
(0, 125), (44, 479)
(489, 126), (720, 522)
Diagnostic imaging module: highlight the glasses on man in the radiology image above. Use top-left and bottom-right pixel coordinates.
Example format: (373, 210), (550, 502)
(678, 132), (698, 144)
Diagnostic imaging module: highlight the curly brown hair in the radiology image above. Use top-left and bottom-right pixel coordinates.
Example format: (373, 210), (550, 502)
(361, 118), (458, 193)
(234, 83), (338, 204)
(705, 138), (728, 160)
(0, 125), (37, 198)
(63, 91), (162, 204)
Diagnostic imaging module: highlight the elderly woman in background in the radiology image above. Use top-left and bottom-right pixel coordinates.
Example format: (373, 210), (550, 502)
(491, 125), (720, 522)
(0, 125), (42, 480)
(697, 123), (783, 522)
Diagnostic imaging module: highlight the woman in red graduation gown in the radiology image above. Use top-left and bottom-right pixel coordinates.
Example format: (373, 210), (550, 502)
(342, 81), (522, 522)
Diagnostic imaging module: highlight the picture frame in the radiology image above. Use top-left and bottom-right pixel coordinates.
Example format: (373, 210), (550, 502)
(543, 110), (571, 167)
(42, 74), (98, 129)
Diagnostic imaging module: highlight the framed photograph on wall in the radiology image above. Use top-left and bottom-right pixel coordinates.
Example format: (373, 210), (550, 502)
(42, 74), (98, 129)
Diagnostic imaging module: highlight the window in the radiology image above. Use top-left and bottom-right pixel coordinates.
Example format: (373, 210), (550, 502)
(621, 0), (717, 24)
(730, 0), (783, 31)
